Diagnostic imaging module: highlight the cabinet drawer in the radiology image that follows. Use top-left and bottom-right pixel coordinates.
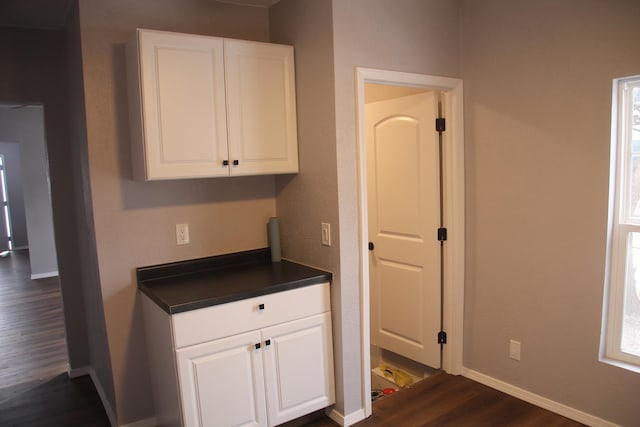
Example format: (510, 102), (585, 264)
(172, 282), (330, 348)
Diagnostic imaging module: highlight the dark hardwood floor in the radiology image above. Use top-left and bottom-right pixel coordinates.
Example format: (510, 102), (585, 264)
(359, 373), (584, 427)
(301, 373), (585, 427)
(0, 250), (110, 426)
(0, 250), (585, 426)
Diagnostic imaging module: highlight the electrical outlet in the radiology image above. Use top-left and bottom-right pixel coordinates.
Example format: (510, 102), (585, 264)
(321, 223), (331, 246)
(509, 339), (521, 361)
(176, 223), (190, 245)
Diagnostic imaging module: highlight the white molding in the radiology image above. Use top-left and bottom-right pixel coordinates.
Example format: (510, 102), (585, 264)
(326, 407), (366, 427)
(440, 76), (465, 375)
(68, 366), (91, 378)
(70, 367), (151, 427)
(72, 368), (156, 427)
(89, 368), (118, 427)
(354, 67), (466, 417)
(354, 66), (373, 419)
(462, 368), (621, 427)
(31, 270), (58, 280)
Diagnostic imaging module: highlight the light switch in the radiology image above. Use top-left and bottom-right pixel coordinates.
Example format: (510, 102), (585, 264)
(509, 339), (521, 361)
(176, 223), (190, 245)
(321, 223), (331, 246)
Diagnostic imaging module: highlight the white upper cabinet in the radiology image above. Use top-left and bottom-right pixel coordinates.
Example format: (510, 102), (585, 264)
(127, 29), (228, 179)
(224, 39), (299, 176)
(127, 29), (299, 180)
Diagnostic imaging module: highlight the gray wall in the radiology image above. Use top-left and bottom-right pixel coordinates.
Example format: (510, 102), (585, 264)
(272, 1), (640, 425)
(77, 0), (273, 423)
(270, 0), (343, 413)
(0, 25), (90, 376)
(0, 106), (58, 277)
(0, 141), (28, 248)
(64, 0), (115, 414)
(271, 0), (461, 418)
(4, 0), (634, 425)
(330, 0), (461, 416)
(460, 1), (640, 425)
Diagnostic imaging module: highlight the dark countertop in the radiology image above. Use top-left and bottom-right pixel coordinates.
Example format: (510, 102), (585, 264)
(137, 248), (332, 314)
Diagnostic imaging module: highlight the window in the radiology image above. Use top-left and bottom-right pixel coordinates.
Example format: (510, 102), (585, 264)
(602, 76), (640, 371)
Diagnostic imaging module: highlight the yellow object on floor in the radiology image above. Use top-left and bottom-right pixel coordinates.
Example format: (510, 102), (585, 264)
(379, 365), (414, 388)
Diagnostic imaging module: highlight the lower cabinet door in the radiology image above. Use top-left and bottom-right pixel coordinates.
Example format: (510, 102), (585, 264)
(176, 330), (267, 427)
(261, 312), (335, 426)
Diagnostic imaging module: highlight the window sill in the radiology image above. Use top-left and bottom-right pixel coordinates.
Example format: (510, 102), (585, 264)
(599, 355), (640, 375)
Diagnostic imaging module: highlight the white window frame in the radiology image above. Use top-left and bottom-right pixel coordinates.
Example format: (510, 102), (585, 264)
(602, 75), (640, 373)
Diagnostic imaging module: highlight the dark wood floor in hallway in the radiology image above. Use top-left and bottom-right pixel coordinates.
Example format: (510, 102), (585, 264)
(0, 250), (110, 426)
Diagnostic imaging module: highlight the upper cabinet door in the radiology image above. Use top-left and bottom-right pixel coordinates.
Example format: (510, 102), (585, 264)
(224, 40), (299, 176)
(128, 29), (229, 179)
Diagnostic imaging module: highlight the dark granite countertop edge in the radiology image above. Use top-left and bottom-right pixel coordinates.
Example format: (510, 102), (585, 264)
(139, 274), (330, 314)
(136, 248), (332, 315)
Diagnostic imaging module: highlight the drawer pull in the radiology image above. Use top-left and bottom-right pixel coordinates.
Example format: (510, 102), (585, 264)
(258, 303), (265, 310)
(255, 342), (261, 349)
(265, 339), (271, 347)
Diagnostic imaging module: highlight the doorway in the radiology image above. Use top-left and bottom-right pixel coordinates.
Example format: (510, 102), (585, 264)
(366, 89), (442, 390)
(0, 105), (67, 402)
(0, 155), (13, 252)
(356, 68), (465, 417)
(0, 105), (59, 279)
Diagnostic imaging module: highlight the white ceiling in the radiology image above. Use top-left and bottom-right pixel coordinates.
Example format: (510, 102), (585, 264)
(0, 0), (280, 31)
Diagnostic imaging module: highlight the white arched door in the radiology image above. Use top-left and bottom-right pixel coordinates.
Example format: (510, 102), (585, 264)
(366, 91), (442, 369)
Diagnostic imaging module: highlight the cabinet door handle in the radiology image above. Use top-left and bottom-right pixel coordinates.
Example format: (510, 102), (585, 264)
(258, 303), (265, 310)
(222, 160), (229, 166)
(265, 339), (271, 347)
(255, 342), (261, 349)
(233, 160), (239, 166)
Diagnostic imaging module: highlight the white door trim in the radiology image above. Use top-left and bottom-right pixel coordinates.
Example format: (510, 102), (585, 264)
(355, 67), (465, 418)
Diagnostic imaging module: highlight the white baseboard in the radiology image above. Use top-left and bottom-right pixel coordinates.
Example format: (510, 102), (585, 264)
(68, 366), (91, 378)
(462, 368), (620, 427)
(89, 368), (118, 427)
(31, 271), (58, 280)
(72, 368), (156, 427)
(326, 407), (366, 427)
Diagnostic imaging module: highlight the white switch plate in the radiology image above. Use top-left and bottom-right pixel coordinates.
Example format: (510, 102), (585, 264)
(321, 223), (331, 246)
(176, 223), (190, 245)
(509, 339), (521, 361)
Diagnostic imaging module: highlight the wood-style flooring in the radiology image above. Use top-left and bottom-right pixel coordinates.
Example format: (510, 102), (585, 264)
(0, 250), (109, 426)
(300, 372), (585, 427)
(0, 250), (67, 388)
(0, 250), (584, 426)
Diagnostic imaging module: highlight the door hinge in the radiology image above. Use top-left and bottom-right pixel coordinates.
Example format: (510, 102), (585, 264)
(437, 227), (447, 242)
(438, 331), (447, 345)
(435, 117), (446, 133)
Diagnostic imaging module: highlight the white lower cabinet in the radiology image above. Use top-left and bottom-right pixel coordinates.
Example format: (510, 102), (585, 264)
(141, 283), (334, 427)
(176, 330), (267, 427)
(262, 312), (334, 426)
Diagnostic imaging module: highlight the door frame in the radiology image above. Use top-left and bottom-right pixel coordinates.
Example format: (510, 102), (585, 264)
(355, 68), (465, 417)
